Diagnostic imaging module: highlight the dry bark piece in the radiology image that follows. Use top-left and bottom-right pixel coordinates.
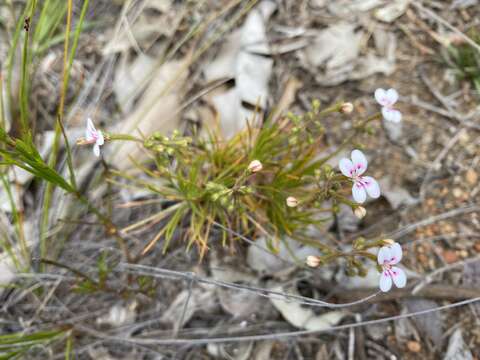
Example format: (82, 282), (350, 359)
(108, 58), (188, 170)
(405, 299), (443, 347)
(444, 329), (473, 360)
(269, 286), (347, 330)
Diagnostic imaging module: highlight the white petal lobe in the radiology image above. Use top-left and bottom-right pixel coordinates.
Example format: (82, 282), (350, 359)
(352, 183), (366, 203)
(351, 149), (368, 175)
(374, 88), (388, 106)
(386, 88), (398, 104)
(382, 107), (402, 123)
(390, 243), (402, 264)
(97, 131), (105, 146)
(339, 158), (354, 177)
(363, 176), (380, 198)
(391, 267), (406, 288)
(379, 272), (392, 292)
(377, 246), (391, 265)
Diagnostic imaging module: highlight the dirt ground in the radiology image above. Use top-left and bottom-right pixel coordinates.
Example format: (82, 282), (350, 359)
(1, 0), (480, 359)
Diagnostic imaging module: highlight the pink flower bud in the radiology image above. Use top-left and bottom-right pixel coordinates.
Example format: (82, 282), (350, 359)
(248, 160), (263, 173)
(382, 238), (395, 245)
(286, 196), (299, 208)
(354, 206), (366, 219)
(340, 102), (354, 114)
(306, 255), (321, 267)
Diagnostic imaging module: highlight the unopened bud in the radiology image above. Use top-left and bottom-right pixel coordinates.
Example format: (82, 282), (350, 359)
(248, 160), (263, 173)
(353, 206), (366, 219)
(382, 238), (395, 245)
(306, 255), (321, 268)
(286, 196), (299, 208)
(340, 102), (354, 114)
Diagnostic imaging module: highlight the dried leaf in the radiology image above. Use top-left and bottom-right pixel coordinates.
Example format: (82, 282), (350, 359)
(374, 0), (411, 23)
(246, 236), (320, 275)
(113, 54), (157, 113)
(204, 1), (276, 138)
(270, 286), (347, 330)
(304, 23), (363, 69)
(96, 302), (137, 327)
(444, 329), (473, 360)
(108, 59), (188, 170)
(379, 177), (419, 210)
(327, 0), (383, 16)
(161, 288), (213, 332)
(310, 29), (396, 86)
(217, 288), (266, 318)
(405, 299), (443, 346)
(253, 341), (274, 360)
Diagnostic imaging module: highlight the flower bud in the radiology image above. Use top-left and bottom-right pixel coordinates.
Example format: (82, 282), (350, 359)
(248, 160), (263, 173)
(286, 196), (299, 208)
(353, 206), (366, 219)
(340, 102), (354, 114)
(306, 255), (321, 268)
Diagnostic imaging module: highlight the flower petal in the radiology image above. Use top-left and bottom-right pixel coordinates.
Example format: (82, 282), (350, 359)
(391, 267), (407, 288)
(339, 158), (354, 178)
(389, 243), (403, 264)
(87, 118), (96, 133)
(93, 144), (100, 157)
(352, 182), (367, 203)
(374, 88), (389, 106)
(96, 130), (104, 146)
(363, 176), (380, 198)
(351, 149), (368, 175)
(386, 88), (399, 105)
(381, 107), (402, 123)
(379, 271), (393, 292)
(377, 246), (392, 265)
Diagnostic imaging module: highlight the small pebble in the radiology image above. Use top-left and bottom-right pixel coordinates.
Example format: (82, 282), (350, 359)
(465, 169), (478, 186)
(407, 340), (421, 353)
(442, 250), (458, 264)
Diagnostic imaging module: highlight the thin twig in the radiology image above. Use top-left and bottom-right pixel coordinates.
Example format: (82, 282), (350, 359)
(80, 296), (480, 345)
(119, 263), (380, 309)
(411, 2), (480, 53)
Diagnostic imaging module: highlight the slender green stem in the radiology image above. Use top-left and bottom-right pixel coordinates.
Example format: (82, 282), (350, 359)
(40, 0), (73, 267)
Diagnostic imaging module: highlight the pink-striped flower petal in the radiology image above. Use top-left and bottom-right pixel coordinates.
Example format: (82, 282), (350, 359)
(93, 144), (101, 157)
(352, 182), (367, 203)
(86, 118), (97, 140)
(379, 271), (393, 292)
(385, 88), (398, 104)
(391, 266), (407, 288)
(96, 130), (104, 146)
(339, 158), (355, 178)
(377, 245), (392, 265)
(375, 88), (398, 107)
(351, 149), (368, 176)
(374, 88), (389, 107)
(390, 243), (402, 264)
(381, 107), (402, 123)
(363, 176), (380, 198)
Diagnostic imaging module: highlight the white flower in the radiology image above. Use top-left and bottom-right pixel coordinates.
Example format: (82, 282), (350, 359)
(85, 118), (104, 157)
(375, 88), (402, 123)
(339, 150), (380, 204)
(377, 242), (407, 292)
